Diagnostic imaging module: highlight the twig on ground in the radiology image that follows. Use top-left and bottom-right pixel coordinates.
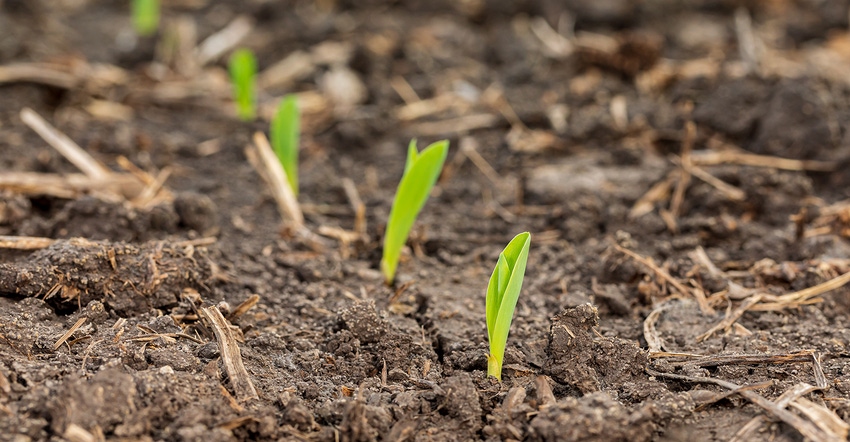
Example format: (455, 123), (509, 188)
(407, 114), (499, 137)
(667, 121), (695, 231)
(246, 131), (304, 229)
(394, 95), (456, 121)
(505, 125), (559, 153)
(20, 108), (111, 180)
(228, 294), (260, 321)
(481, 186), (517, 223)
(610, 95), (628, 130)
(530, 17), (574, 58)
(614, 244), (714, 315)
(53, 317), (87, 351)
(734, 7), (762, 75)
(174, 237), (218, 248)
(812, 352), (827, 389)
(0, 63), (79, 89)
(753, 270), (850, 311)
(131, 167), (173, 208)
(0, 331), (27, 356)
(78, 338), (104, 376)
(730, 383), (845, 442)
(694, 380), (774, 410)
(390, 76), (421, 105)
(629, 172), (675, 219)
(481, 84), (526, 130)
(791, 397), (849, 439)
(316, 225), (358, 259)
(648, 369), (842, 442)
(257, 50), (314, 90)
(675, 157), (746, 201)
(694, 143), (835, 171)
(459, 136), (502, 187)
(643, 301), (675, 354)
(632, 130), (834, 224)
(665, 350), (815, 368)
(0, 236), (56, 250)
(0, 172), (143, 201)
(63, 424), (96, 442)
(124, 331), (204, 344)
(696, 294), (762, 341)
(84, 100), (134, 122)
(218, 384), (245, 413)
(195, 16), (254, 66)
(199, 306), (258, 402)
(689, 246), (725, 278)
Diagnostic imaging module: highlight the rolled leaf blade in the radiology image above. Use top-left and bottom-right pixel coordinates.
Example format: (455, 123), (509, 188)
(270, 95), (300, 196)
(228, 49), (257, 121)
(132, 0), (159, 36)
(486, 254), (507, 340)
(381, 140), (449, 284)
(404, 139), (418, 176)
(496, 254), (510, 297)
(487, 254), (510, 341)
(487, 232), (531, 380)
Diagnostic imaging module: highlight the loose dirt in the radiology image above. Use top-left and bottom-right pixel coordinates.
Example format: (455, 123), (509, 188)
(3, 1), (850, 441)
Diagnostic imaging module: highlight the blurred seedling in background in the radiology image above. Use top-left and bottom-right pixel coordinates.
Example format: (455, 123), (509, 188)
(271, 95), (300, 196)
(486, 232), (531, 381)
(132, 0), (160, 36)
(381, 140), (448, 285)
(228, 49), (257, 121)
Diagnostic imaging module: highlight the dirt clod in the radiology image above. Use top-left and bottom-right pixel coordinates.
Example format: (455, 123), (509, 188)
(441, 373), (483, 432)
(174, 192), (218, 234)
(49, 368), (137, 436)
(529, 391), (655, 442)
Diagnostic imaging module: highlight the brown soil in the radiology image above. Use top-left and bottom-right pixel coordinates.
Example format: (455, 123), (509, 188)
(3, 1), (850, 441)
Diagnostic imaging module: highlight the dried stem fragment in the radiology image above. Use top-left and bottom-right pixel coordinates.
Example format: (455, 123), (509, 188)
(200, 306), (258, 402)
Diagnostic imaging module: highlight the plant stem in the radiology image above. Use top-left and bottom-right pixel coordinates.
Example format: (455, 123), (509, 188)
(487, 354), (502, 381)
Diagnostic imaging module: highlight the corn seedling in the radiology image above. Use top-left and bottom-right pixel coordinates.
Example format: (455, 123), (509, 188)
(132, 0), (160, 36)
(486, 232), (531, 381)
(381, 139), (449, 285)
(270, 95), (300, 196)
(228, 49), (257, 121)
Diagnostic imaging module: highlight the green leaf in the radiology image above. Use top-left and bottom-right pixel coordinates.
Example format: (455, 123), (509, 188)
(381, 140), (449, 285)
(403, 139), (418, 176)
(486, 232), (531, 381)
(486, 254), (509, 341)
(132, 0), (159, 36)
(228, 49), (257, 121)
(270, 95), (300, 196)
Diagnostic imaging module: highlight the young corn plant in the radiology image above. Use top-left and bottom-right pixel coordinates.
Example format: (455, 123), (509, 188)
(270, 95), (300, 196)
(132, 0), (160, 36)
(381, 139), (449, 285)
(486, 232), (531, 381)
(228, 49), (257, 121)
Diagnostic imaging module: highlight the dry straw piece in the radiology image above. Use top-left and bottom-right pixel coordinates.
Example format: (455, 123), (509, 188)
(199, 306), (258, 402)
(246, 131), (304, 229)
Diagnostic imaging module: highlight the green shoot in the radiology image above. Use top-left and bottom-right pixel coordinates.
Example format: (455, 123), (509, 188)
(381, 139), (449, 285)
(486, 232), (531, 381)
(270, 95), (300, 196)
(132, 0), (160, 36)
(228, 49), (257, 121)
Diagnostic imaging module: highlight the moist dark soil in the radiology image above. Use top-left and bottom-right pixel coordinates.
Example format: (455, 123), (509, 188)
(3, 1), (850, 441)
